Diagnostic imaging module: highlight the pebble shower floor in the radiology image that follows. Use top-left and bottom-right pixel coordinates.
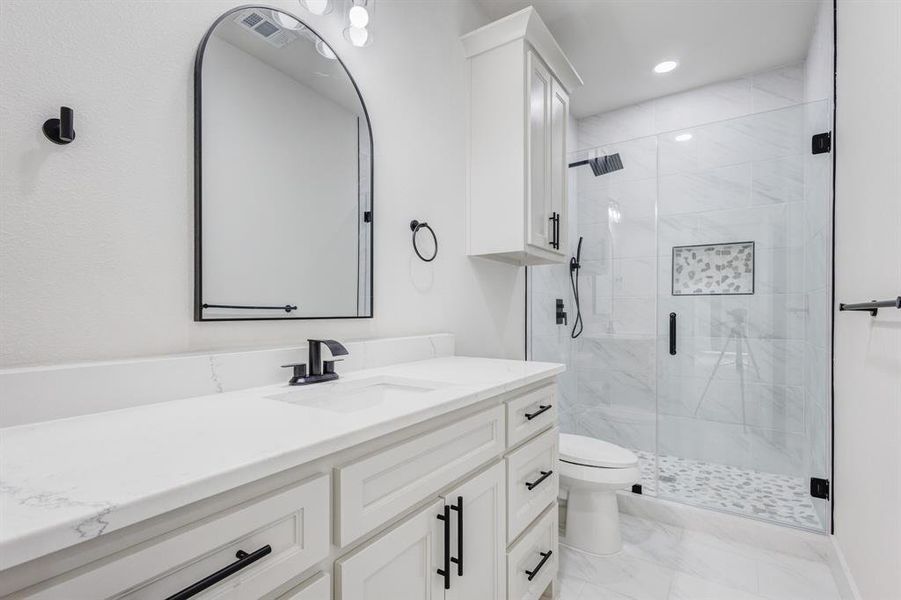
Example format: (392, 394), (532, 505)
(633, 450), (822, 530)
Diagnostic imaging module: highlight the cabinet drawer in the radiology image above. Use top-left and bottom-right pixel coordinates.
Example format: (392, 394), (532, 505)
(507, 504), (558, 600)
(278, 572), (330, 600)
(27, 475), (330, 600)
(507, 427), (559, 543)
(336, 405), (505, 547)
(506, 385), (557, 448)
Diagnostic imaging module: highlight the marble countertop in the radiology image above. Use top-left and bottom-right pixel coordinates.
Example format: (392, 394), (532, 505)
(0, 356), (563, 571)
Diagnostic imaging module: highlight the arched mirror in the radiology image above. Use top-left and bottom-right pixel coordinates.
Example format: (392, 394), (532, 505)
(194, 6), (373, 321)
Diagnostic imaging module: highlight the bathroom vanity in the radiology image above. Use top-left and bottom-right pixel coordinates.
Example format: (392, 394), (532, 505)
(0, 354), (563, 600)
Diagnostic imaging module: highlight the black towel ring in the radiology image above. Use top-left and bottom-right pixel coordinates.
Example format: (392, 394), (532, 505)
(410, 220), (437, 262)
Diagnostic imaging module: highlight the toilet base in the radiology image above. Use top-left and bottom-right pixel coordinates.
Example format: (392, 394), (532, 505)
(564, 488), (623, 555)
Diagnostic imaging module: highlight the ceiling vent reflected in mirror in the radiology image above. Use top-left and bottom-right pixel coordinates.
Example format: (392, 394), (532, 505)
(234, 10), (299, 48)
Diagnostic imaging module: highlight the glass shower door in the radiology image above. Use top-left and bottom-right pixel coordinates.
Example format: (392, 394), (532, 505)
(655, 103), (832, 531)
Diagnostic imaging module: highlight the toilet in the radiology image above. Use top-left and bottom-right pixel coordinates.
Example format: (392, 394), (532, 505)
(559, 433), (640, 556)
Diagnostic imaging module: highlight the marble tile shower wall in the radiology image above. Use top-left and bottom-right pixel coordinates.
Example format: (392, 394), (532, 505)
(547, 62), (831, 479)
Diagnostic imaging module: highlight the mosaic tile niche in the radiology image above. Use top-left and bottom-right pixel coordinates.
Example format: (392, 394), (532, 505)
(672, 241), (754, 296)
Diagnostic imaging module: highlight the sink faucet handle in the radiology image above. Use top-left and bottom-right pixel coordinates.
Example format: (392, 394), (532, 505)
(323, 358), (344, 375)
(281, 363), (307, 385)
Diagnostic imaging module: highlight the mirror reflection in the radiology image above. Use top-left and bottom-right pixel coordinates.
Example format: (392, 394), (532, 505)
(196, 7), (372, 320)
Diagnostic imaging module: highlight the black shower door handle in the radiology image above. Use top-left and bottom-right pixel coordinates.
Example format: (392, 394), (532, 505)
(669, 312), (677, 355)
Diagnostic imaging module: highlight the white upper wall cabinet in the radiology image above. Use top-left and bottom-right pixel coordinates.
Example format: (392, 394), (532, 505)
(462, 7), (582, 266)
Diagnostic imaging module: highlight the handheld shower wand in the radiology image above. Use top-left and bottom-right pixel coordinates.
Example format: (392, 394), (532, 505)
(569, 237), (584, 339)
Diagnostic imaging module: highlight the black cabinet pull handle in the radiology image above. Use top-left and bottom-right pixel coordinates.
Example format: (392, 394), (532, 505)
(525, 550), (553, 581)
(165, 544), (271, 600)
(436, 505), (451, 589)
(525, 470), (553, 491)
(548, 214), (556, 249)
(550, 212), (560, 249)
(524, 404), (552, 421)
(669, 312), (677, 355)
(547, 212), (560, 249)
(450, 495), (463, 576)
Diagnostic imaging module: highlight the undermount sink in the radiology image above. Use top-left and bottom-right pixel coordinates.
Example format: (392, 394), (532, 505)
(266, 376), (450, 413)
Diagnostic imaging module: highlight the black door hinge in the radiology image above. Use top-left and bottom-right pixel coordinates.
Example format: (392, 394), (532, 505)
(810, 477), (830, 500)
(363, 211), (372, 223)
(812, 132), (832, 154)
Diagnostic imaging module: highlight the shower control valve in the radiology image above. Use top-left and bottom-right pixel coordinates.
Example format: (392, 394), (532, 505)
(556, 299), (567, 325)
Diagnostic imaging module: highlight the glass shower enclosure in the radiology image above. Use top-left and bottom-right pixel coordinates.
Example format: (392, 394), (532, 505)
(528, 100), (833, 531)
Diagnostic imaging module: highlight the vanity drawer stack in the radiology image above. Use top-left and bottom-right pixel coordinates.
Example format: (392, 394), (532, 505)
(503, 384), (560, 600)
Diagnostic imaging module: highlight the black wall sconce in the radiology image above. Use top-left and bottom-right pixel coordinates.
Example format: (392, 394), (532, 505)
(43, 106), (75, 145)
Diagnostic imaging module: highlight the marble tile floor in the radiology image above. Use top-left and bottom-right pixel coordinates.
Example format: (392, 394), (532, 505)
(633, 451), (823, 531)
(558, 512), (842, 600)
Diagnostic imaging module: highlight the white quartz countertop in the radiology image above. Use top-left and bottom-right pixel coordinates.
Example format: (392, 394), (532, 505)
(0, 356), (563, 570)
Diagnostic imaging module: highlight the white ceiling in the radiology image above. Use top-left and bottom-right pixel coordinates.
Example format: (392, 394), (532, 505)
(474, 0), (822, 118)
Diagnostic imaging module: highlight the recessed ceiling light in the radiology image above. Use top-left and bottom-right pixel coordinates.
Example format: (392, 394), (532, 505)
(654, 60), (679, 74)
(675, 133), (693, 142)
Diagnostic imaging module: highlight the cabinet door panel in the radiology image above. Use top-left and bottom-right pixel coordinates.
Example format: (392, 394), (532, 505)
(526, 51), (551, 250)
(336, 500), (445, 600)
(443, 462), (506, 600)
(549, 78), (569, 255)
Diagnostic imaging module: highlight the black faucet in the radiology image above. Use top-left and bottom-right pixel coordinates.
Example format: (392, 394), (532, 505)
(282, 339), (349, 386)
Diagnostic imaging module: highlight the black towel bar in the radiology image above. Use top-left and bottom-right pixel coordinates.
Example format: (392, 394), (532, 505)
(839, 296), (901, 316)
(202, 303), (297, 313)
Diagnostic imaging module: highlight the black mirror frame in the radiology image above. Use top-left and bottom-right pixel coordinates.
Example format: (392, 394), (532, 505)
(193, 5), (374, 322)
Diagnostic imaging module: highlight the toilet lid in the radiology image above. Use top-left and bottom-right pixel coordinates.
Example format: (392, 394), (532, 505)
(559, 433), (639, 468)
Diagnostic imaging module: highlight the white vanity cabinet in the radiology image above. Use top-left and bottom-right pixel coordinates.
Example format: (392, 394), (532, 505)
(3, 380), (561, 600)
(462, 7), (581, 266)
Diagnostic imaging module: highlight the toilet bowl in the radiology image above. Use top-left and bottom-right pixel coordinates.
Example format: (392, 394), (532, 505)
(559, 433), (640, 556)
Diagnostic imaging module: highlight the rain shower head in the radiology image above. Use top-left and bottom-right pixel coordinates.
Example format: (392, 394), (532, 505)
(568, 153), (624, 176)
(589, 153), (623, 176)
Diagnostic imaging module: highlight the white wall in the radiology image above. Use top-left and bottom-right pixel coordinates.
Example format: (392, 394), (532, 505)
(202, 36), (359, 317)
(0, 1), (527, 368)
(834, 1), (901, 597)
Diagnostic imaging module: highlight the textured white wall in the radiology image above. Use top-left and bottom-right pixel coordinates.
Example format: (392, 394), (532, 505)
(834, 0), (901, 597)
(0, 1), (526, 367)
